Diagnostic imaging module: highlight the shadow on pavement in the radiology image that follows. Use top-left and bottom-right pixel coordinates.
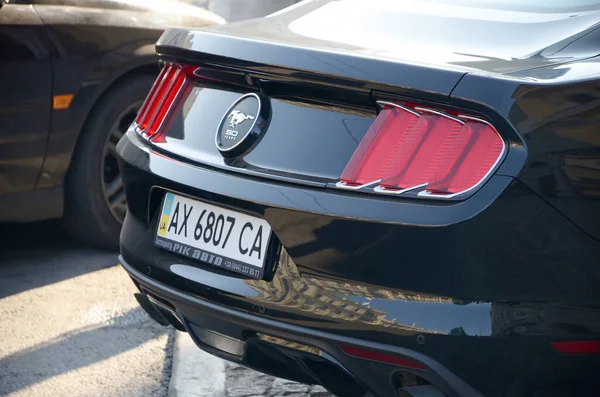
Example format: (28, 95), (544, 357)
(0, 221), (119, 299)
(0, 306), (169, 395)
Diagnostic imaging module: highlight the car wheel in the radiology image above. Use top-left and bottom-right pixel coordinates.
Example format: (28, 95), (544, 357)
(62, 74), (155, 250)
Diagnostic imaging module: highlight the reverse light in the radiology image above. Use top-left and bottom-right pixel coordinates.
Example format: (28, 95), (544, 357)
(337, 101), (506, 199)
(135, 64), (190, 141)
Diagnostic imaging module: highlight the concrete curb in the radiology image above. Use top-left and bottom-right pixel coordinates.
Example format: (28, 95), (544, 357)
(168, 332), (226, 397)
(168, 330), (332, 397)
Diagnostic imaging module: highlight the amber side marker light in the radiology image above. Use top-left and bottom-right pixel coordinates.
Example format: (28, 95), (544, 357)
(551, 341), (600, 354)
(340, 345), (429, 371)
(53, 94), (74, 110)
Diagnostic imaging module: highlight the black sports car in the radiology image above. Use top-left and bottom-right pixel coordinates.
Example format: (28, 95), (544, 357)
(117, 1), (600, 396)
(0, 0), (222, 249)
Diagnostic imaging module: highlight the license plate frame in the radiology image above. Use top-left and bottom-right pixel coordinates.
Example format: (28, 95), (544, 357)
(153, 191), (276, 280)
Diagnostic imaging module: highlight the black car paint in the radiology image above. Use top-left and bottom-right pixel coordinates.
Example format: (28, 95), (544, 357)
(118, 1), (600, 396)
(0, 4), (52, 197)
(0, 0), (221, 221)
(154, 0), (600, 240)
(451, 60), (600, 243)
(118, 133), (600, 396)
(157, 0), (600, 82)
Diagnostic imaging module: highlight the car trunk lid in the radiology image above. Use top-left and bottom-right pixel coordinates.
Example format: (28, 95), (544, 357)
(146, 0), (600, 185)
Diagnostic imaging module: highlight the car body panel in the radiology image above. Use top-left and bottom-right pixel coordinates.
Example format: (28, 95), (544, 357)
(153, 0), (600, 240)
(154, 35), (600, 242)
(118, 130), (600, 397)
(33, 0), (223, 190)
(451, 57), (600, 240)
(118, 1), (600, 395)
(0, 0), (223, 222)
(160, 0), (600, 78)
(507, 58), (600, 241)
(120, 131), (600, 304)
(157, 27), (467, 102)
(0, 4), (51, 195)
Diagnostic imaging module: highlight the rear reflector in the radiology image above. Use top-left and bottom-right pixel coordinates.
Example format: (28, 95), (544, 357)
(551, 341), (600, 355)
(135, 64), (189, 140)
(340, 345), (429, 371)
(338, 101), (506, 199)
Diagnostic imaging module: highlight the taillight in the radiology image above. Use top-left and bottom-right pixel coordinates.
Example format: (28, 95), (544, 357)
(340, 345), (429, 371)
(135, 63), (190, 141)
(337, 101), (506, 199)
(551, 341), (600, 355)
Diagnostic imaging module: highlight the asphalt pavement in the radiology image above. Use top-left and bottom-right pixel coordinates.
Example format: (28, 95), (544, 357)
(0, 222), (332, 397)
(0, 222), (173, 396)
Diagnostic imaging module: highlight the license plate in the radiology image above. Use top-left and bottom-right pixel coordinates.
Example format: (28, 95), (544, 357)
(154, 192), (272, 279)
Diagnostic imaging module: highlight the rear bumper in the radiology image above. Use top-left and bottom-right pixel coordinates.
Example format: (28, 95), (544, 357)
(118, 130), (600, 397)
(121, 257), (482, 397)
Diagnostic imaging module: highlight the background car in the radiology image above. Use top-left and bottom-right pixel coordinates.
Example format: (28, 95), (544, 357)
(0, 0), (223, 249)
(117, 0), (600, 396)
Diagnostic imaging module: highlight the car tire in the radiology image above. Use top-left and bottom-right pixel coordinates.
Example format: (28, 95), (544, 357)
(62, 74), (155, 251)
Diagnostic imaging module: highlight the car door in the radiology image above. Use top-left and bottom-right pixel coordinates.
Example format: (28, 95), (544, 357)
(0, 0), (51, 196)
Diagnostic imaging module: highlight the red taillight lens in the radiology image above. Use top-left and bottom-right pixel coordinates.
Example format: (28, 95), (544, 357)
(340, 345), (429, 371)
(135, 64), (189, 140)
(339, 105), (421, 187)
(339, 102), (506, 198)
(551, 341), (600, 355)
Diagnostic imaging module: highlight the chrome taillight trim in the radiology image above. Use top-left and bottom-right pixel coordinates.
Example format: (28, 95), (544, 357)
(335, 179), (382, 191)
(373, 183), (428, 195)
(376, 101), (421, 117)
(414, 107), (465, 124)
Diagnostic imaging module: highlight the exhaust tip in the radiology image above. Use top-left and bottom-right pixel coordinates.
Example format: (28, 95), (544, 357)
(147, 294), (186, 332)
(189, 324), (245, 356)
(398, 386), (447, 397)
(134, 292), (170, 326)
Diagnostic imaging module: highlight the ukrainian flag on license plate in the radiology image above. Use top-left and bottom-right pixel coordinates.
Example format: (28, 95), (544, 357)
(158, 193), (174, 236)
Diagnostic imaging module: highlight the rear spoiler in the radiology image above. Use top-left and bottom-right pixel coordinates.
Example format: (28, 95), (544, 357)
(156, 28), (466, 101)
